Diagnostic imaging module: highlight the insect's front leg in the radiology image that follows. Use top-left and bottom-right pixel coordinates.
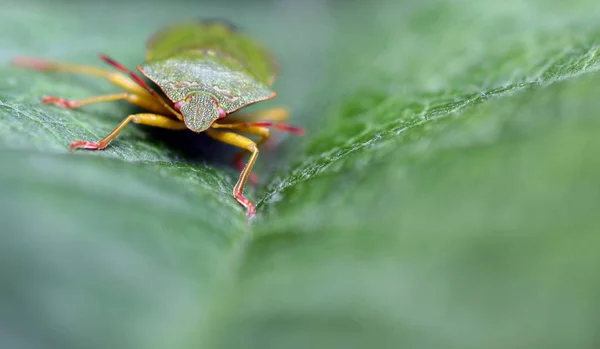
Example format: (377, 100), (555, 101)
(205, 128), (259, 217)
(213, 122), (271, 184)
(212, 120), (304, 185)
(71, 113), (186, 150)
(230, 126), (269, 185)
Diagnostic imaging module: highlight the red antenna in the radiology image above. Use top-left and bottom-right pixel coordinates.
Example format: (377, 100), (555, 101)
(243, 121), (305, 135)
(98, 54), (180, 116)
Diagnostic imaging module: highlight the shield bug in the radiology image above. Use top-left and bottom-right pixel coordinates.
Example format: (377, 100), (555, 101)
(12, 20), (304, 217)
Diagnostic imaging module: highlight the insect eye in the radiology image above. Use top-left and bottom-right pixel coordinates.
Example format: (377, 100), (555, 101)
(173, 100), (184, 111)
(210, 98), (226, 119)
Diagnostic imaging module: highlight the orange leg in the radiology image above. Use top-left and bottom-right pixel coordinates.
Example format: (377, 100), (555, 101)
(42, 92), (169, 115)
(12, 56), (149, 96)
(213, 119), (304, 184)
(231, 126), (270, 185)
(71, 113), (187, 150)
(11, 56), (173, 116)
(213, 122), (272, 184)
(226, 106), (290, 122)
(205, 128), (259, 217)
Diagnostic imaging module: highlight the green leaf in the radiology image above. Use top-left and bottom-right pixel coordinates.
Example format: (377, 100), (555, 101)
(2, 0), (600, 348)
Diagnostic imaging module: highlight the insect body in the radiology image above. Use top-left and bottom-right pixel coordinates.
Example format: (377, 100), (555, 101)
(12, 20), (303, 217)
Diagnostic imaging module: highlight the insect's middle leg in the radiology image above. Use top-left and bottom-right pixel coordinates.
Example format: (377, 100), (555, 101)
(71, 113), (187, 150)
(42, 92), (170, 115)
(12, 56), (148, 95)
(12, 56), (173, 115)
(205, 129), (259, 217)
(225, 107), (289, 122)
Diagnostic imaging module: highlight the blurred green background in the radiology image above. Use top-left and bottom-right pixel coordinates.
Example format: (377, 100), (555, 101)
(1, 0), (600, 348)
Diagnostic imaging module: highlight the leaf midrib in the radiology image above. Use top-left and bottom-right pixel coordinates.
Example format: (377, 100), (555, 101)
(258, 48), (600, 209)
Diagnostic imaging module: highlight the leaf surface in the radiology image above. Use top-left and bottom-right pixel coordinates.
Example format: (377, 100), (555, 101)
(1, 0), (600, 348)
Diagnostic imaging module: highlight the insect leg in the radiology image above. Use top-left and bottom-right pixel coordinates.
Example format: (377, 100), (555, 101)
(205, 129), (259, 217)
(231, 126), (270, 185)
(42, 92), (170, 115)
(212, 123), (272, 184)
(242, 121), (304, 135)
(70, 113), (186, 150)
(98, 54), (181, 118)
(214, 120), (304, 135)
(225, 107), (290, 122)
(12, 56), (148, 96)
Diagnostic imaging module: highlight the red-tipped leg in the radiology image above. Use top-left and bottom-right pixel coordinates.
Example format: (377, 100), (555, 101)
(69, 113), (186, 152)
(11, 56), (55, 71)
(205, 129), (260, 218)
(42, 96), (77, 108)
(242, 122), (305, 135)
(98, 53), (178, 116)
(234, 154), (259, 185)
(212, 121), (302, 186)
(234, 193), (256, 217)
(70, 140), (104, 150)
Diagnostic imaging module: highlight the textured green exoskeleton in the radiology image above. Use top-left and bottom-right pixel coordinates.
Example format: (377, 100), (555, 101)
(140, 21), (278, 131)
(12, 20), (303, 217)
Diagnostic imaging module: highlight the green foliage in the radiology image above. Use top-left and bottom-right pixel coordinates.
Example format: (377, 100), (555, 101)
(1, 0), (600, 348)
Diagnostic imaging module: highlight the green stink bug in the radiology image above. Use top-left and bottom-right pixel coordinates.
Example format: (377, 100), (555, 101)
(12, 20), (304, 217)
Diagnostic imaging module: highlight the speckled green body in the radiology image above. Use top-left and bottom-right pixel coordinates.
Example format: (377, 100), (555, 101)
(138, 20), (278, 131)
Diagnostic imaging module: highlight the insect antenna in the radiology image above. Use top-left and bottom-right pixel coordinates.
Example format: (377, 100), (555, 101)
(243, 122), (305, 135)
(98, 54), (180, 116)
